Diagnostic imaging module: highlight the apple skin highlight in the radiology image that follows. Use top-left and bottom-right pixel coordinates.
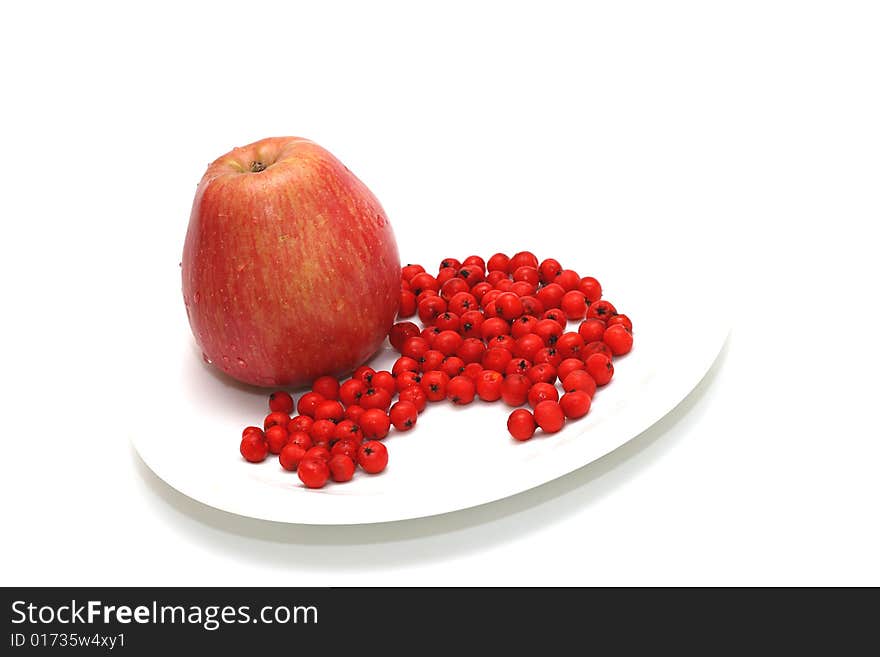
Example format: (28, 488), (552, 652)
(182, 137), (400, 388)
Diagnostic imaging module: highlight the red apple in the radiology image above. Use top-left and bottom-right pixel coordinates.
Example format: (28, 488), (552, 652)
(182, 137), (400, 387)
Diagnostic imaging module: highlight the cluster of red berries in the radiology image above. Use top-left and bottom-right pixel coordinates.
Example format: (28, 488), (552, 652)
(239, 251), (632, 489)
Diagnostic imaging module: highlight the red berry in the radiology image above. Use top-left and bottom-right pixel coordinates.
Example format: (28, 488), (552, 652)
(528, 382), (559, 409)
(333, 419), (363, 443)
(436, 266), (457, 286)
(578, 276), (602, 303)
(358, 441), (389, 474)
(527, 363), (558, 385)
(371, 370), (396, 395)
(493, 277), (514, 293)
(519, 295), (544, 316)
(534, 400), (565, 433)
(242, 426), (264, 440)
(513, 333), (544, 361)
(555, 332), (585, 359)
(447, 375), (476, 405)
(511, 264), (538, 284)
(339, 378), (367, 406)
(510, 280), (536, 297)
(419, 349), (445, 373)
(457, 337), (486, 364)
(533, 319), (563, 346)
(447, 291), (478, 315)
(268, 391), (294, 414)
(297, 458), (330, 488)
(507, 409), (537, 441)
(470, 281), (494, 303)
(538, 258), (562, 284)
(399, 385), (428, 413)
(401, 263), (425, 282)
(287, 415), (314, 435)
(304, 446), (331, 462)
(535, 282), (565, 310)
(434, 311), (461, 332)
(396, 370), (422, 392)
(328, 455), (356, 482)
(296, 392), (324, 418)
(311, 375), (339, 400)
(560, 391), (592, 419)
(442, 356), (466, 378)
(510, 315), (538, 339)
(586, 299), (617, 321)
(487, 252), (510, 272)
(482, 346), (513, 373)
(399, 289), (417, 317)
(463, 362), (484, 381)
(392, 356), (420, 377)
(481, 316), (511, 341)
(389, 401), (419, 431)
(560, 290), (588, 320)
(265, 425), (289, 454)
(264, 411), (290, 431)
(421, 326), (441, 345)
(495, 292), (524, 321)
(345, 404), (366, 424)
(309, 419), (337, 447)
(533, 347), (562, 368)
(457, 264), (484, 284)
(279, 443), (307, 471)
(418, 295), (447, 324)
(389, 321), (421, 351)
(555, 269), (580, 291)
(603, 324), (634, 356)
(240, 434), (269, 463)
(361, 387), (392, 411)
(331, 438), (360, 463)
(557, 357), (585, 382)
(360, 409), (391, 439)
(440, 257), (462, 271)
(409, 272), (439, 296)
(585, 353), (614, 386)
(476, 370), (504, 401)
(606, 313), (633, 333)
(583, 340), (614, 360)
(462, 255), (486, 271)
(433, 330), (463, 356)
(578, 318), (607, 343)
(501, 373), (530, 407)
(287, 431), (313, 451)
(505, 357), (532, 376)
(490, 334), (516, 351)
(458, 310), (484, 339)
(542, 308), (567, 328)
(508, 251), (539, 273)
(562, 369), (597, 397)
(485, 271), (507, 287)
(314, 399), (345, 423)
(352, 365), (376, 385)
(401, 336), (430, 361)
(420, 370), (450, 402)
(440, 277), (470, 301)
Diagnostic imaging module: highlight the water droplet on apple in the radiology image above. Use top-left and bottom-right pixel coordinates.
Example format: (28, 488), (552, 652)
(222, 354), (230, 363)
(237, 358), (248, 368)
(202, 352), (212, 364)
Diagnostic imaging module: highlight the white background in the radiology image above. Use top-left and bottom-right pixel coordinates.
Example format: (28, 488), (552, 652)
(2, 1), (878, 585)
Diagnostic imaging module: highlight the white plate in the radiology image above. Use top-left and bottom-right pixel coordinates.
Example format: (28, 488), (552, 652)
(131, 265), (728, 525)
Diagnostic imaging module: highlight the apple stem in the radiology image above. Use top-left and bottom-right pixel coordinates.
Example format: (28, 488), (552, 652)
(250, 161), (267, 173)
